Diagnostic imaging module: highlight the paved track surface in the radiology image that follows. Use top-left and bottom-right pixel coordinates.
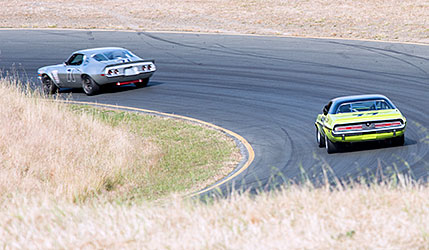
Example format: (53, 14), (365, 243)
(1, 30), (428, 195)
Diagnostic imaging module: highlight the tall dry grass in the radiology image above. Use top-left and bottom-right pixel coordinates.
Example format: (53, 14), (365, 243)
(1, 182), (428, 249)
(0, 79), (155, 200)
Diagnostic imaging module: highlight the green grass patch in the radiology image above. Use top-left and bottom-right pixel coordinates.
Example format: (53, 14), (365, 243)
(69, 105), (240, 201)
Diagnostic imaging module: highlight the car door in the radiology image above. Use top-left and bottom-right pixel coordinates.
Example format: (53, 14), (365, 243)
(59, 53), (84, 88)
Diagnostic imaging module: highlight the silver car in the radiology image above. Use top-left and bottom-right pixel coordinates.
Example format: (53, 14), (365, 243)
(37, 47), (156, 95)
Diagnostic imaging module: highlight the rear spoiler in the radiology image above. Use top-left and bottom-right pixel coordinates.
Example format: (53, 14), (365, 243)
(106, 59), (155, 68)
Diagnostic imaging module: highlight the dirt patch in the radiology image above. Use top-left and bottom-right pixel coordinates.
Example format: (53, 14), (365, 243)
(1, 0), (428, 43)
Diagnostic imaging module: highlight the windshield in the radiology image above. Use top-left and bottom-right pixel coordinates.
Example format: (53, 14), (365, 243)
(336, 100), (393, 114)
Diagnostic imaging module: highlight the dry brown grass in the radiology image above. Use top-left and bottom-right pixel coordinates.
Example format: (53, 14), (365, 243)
(0, 79), (156, 200)
(1, 182), (428, 249)
(0, 79), (240, 201)
(1, 0), (428, 43)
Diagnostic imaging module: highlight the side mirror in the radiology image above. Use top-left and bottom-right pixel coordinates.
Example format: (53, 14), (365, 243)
(323, 105), (329, 115)
(63, 62), (68, 66)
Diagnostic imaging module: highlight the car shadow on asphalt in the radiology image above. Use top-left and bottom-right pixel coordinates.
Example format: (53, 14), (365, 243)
(58, 81), (165, 95)
(336, 137), (417, 154)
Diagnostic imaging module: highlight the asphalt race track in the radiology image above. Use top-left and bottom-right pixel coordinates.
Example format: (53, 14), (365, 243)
(1, 30), (428, 195)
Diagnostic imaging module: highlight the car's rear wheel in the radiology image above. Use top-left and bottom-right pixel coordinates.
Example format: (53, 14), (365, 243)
(82, 75), (100, 96)
(392, 135), (405, 146)
(325, 134), (337, 154)
(316, 127), (325, 148)
(42, 75), (58, 95)
(135, 78), (149, 88)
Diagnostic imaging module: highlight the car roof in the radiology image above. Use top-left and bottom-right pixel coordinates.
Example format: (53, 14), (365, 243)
(73, 47), (128, 55)
(328, 94), (396, 114)
(331, 94), (390, 104)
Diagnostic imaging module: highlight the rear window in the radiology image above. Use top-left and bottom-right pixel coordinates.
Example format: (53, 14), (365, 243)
(336, 100), (393, 114)
(92, 53), (109, 62)
(92, 50), (137, 62)
(103, 50), (136, 60)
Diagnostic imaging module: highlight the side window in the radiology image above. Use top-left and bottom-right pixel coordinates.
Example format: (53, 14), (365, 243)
(92, 54), (108, 62)
(66, 54), (84, 66)
(323, 101), (332, 115)
(326, 101), (332, 112)
(375, 100), (392, 110)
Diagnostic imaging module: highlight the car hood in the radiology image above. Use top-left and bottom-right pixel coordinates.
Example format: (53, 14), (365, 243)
(329, 109), (405, 125)
(38, 64), (63, 72)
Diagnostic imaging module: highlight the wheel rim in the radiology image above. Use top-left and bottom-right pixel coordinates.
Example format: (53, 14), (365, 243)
(83, 78), (92, 93)
(325, 135), (328, 150)
(42, 77), (52, 94)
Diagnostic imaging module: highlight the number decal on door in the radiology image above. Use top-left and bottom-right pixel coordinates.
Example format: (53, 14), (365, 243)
(66, 68), (76, 82)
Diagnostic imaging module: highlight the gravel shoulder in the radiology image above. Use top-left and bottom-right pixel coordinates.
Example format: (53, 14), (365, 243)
(1, 0), (428, 43)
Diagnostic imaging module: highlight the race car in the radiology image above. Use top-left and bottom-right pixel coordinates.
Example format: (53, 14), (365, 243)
(37, 47), (156, 95)
(315, 94), (406, 153)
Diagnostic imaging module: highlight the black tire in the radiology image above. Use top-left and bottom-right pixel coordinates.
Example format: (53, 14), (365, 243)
(135, 78), (149, 88)
(316, 126), (325, 148)
(392, 134), (405, 146)
(325, 134), (337, 154)
(82, 75), (100, 96)
(42, 75), (58, 95)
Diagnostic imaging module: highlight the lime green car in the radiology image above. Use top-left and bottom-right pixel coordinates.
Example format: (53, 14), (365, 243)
(315, 94), (406, 153)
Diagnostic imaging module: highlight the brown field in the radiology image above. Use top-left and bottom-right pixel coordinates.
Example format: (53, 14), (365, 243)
(2, 182), (428, 249)
(0, 0), (428, 43)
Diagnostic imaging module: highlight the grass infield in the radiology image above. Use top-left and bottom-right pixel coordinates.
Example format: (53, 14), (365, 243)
(68, 105), (241, 201)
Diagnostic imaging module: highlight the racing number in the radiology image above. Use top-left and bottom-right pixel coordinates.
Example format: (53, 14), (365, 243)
(66, 68), (77, 82)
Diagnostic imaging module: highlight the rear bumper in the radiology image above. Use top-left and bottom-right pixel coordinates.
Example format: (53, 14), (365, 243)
(114, 78), (147, 86)
(93, 72), (154, 86)
(329, 128), (405, 143)
(331, 125), (405, 137)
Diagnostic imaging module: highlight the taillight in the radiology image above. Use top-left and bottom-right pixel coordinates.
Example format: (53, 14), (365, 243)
(335, 125), (363, 132)
(375, 121), (402, 128)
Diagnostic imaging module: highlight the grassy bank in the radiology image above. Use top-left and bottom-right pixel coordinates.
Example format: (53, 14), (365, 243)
(2, 181), (428, 249)
(0, 79), (239, 202)
(1, 0), (428, 43)
(69, 105), (241, 200)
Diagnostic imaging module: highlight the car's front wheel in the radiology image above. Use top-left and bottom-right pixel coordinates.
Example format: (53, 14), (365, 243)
(316, 127), (325, 148)
(82, 75), (100, 96)
(42, 75), (58, 95)
(135, 78), (149, 88)
(325, 134), (337, 154)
